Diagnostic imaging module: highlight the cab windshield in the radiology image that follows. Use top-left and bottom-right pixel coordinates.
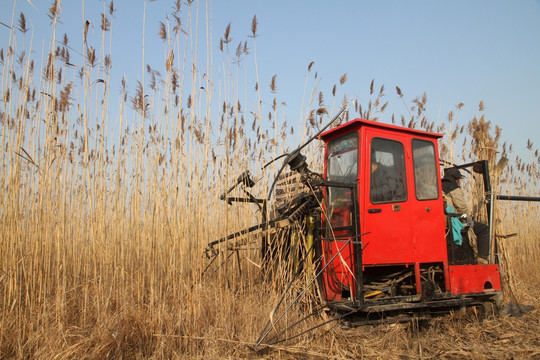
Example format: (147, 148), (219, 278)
(327, 132), (358, 183)
(325, 133), (358, 238)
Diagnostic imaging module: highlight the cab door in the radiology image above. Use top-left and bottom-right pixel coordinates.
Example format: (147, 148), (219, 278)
(410, 138), (447, 263)
(321, 132), (359, 301)
(361, 132), (413, 265)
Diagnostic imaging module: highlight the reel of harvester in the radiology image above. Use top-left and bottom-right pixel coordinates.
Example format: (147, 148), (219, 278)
(202, 106), (354, 350)
(203, 107), (346, 286)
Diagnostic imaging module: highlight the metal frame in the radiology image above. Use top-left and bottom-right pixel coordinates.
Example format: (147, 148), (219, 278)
(315, 179), (364, 306)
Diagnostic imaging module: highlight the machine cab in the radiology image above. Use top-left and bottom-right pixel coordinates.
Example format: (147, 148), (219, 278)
(319, 119), (448, 302)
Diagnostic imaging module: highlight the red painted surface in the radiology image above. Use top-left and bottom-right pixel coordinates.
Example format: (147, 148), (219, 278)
(320, 192), (358, 301)
(360, 126), (447, 266)
(319, 118), (444, 141)
(449, 265), (502, 294)
(362, 128), (414, 265)
(320, 239), (355, 301)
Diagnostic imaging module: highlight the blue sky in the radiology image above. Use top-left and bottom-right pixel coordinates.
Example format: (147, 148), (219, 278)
(2, 0), (540, 162)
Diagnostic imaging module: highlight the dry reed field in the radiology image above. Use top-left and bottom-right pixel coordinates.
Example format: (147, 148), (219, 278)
(1, 1), (539, 359)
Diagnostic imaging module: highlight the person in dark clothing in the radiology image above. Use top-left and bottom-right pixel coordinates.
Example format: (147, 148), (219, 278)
(370, 154), (405, 203)
(442, 168), (490, 264)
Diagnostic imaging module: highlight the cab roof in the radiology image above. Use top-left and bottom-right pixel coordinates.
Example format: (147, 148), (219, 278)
(319, 118), (443, 141)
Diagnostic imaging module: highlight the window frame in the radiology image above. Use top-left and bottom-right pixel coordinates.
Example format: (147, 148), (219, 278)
(369, 137), (408, 204)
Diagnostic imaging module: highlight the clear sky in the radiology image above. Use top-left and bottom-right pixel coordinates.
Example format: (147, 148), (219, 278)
(2, 0), (540, 161)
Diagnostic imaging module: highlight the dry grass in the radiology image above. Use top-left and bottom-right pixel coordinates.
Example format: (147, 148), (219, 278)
(1, 1), (539, 359)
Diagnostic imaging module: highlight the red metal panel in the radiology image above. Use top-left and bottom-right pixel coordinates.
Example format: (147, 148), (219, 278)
(320, 239), (355, 301)
(362, 128), (415, 265)
(408, 137), (447, 265)
(320, 118), (443, 141)
(449, 265), (502, 294)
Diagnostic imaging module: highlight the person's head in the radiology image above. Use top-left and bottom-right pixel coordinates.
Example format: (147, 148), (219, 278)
(444, 168), (464, 184)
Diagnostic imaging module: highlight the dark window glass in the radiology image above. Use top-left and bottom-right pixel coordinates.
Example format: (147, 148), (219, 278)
(370, 138), (407, 203)
(412, 139), (439, 200)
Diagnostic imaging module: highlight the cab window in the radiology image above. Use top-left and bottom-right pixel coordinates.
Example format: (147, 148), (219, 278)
(326, 133), (358, 235)
(326, 132), (358, 183)
(412, 139), (439, 200)
(370, 138), (407, 203)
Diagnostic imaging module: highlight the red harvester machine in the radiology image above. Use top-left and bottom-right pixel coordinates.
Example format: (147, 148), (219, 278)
(204, 107), (538, 346)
